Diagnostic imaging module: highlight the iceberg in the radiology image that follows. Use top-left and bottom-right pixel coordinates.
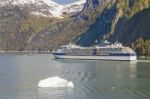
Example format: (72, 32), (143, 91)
(38, 76), (74, 88)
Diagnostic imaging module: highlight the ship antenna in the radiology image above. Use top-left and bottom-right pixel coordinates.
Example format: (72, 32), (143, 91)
(95, 39), (98, 45)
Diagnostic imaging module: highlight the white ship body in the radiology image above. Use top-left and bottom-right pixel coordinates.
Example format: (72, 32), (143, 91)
(52, 42), (137, 61)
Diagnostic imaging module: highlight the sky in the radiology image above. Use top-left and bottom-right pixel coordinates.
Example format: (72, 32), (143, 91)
(52, 0), (79, 4)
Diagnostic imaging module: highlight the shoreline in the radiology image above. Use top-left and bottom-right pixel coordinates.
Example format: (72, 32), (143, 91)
(137, 60), (150, 63)
(138, 56), (150, 60)
(0, 52), (150, 61)
(0, 51), (51, 54)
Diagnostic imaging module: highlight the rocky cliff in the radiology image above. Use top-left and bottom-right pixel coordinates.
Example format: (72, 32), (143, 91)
(75, 0), (150, 46)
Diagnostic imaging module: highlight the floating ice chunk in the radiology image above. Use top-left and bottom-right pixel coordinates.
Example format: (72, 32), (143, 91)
(38, 76), (74, 88)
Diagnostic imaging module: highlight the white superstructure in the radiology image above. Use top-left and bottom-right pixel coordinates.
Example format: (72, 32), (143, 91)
(52, 42), (137, 61)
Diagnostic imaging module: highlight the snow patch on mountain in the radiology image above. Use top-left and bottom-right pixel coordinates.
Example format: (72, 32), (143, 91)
(63, 0), (86, 15)
(31, 11), (51, 17)
(0, 0), (86, 18)
(49, 6), (64, 18)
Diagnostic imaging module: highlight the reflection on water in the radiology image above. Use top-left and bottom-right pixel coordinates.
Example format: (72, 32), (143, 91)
(51, 60), (139, 99)
(38, 88), (74, 99)
(0, 54), (150, 99)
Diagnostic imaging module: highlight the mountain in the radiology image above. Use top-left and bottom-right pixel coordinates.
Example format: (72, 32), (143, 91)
(0, 0), (86, 51)
(25, 0), (113, 51)
(0, 0), (150, 56)
(75, 0), (150, 45)
(75, 0), (150, 56)
(0, 0), (86, 18)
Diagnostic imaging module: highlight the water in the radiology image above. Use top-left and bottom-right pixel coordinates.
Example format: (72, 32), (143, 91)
(0, 54), (150, 99)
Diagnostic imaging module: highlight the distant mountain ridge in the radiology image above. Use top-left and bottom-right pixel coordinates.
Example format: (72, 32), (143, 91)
(0, 0), (86, 18)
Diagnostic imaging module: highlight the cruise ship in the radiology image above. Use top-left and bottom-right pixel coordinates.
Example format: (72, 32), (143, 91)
(52, 41), (137, 61)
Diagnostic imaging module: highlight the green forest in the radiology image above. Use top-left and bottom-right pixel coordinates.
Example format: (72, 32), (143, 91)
(132, 38), (150, 57)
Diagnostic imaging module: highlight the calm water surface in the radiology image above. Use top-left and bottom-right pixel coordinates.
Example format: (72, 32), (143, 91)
(0, 54), (150, 99)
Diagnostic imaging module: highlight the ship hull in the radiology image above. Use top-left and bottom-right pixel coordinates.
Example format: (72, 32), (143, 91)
(53, 54), (137, 61)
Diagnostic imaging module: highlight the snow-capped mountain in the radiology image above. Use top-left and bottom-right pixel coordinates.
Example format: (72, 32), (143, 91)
(0, 0), (86, 18)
